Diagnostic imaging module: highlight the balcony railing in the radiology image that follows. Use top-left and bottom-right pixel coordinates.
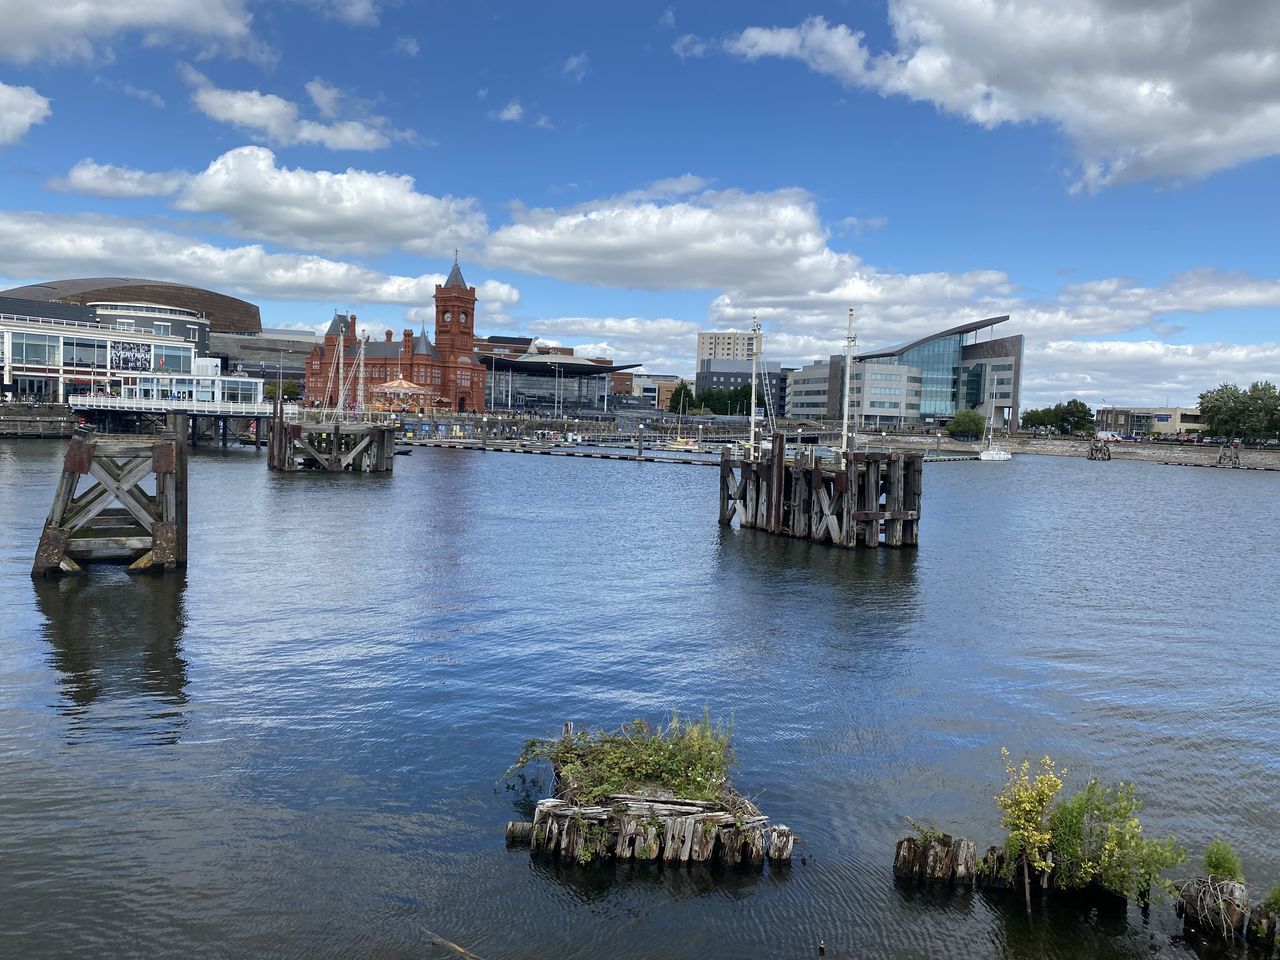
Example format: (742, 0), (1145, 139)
(68, 395), (286, 418)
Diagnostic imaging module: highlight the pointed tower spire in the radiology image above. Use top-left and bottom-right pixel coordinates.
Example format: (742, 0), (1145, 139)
(444, 252), (467, 288)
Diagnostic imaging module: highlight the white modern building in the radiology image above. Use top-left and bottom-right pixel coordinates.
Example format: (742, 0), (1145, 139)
(1, 298), (261, 406)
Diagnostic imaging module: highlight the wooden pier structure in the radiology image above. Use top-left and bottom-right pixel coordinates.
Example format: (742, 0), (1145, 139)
(32, 417), (188, 577)
(720, 433), (923, 548)
(266, 399), (396, 473)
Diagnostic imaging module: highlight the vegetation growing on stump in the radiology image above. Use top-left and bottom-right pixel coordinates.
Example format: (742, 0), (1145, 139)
(510, 710), (735, 803)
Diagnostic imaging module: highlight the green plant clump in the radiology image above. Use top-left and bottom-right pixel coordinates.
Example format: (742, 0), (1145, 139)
(1047, 778), (1185, 899)
(1263, 884), (1280, 914)
(1203, 838), (1244, 881)
(509, 710), (735, 804)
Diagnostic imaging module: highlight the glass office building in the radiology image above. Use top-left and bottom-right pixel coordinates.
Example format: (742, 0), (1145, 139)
(784, 315), (1023, 430)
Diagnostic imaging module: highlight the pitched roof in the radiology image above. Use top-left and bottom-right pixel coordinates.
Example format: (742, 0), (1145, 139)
(325, 312), (352, 337)
(444, 261), (467, 288)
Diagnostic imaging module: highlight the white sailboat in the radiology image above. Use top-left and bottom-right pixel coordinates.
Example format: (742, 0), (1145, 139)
(978, 396), (1012, 461)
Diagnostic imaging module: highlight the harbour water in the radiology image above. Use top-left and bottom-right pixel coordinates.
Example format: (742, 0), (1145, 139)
(1, 440), (1277, 959)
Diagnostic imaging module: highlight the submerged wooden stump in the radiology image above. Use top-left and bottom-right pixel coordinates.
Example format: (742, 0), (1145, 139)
(1247, 905), (1278, 949)
(1178, 876), (1250, 941)
(894, 834), (977, 885)
(517, 794), (791, 867)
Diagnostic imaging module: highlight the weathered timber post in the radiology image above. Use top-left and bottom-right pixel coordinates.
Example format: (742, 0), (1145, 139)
(719, 447), (733, 524)
(884, 455), (906, 547)
(769, 432), (786, 534)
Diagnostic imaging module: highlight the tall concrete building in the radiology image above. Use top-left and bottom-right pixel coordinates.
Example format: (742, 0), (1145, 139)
(696, 330), (760, 363)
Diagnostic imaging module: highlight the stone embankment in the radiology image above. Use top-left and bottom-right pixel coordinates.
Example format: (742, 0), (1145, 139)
(889, 433), (1280, 469)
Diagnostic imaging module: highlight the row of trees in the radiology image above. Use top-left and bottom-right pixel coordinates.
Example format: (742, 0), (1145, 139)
(1019, 399), (1094, 435)
(1199, 381), (1280, 440)
(666, 382), (762, 417)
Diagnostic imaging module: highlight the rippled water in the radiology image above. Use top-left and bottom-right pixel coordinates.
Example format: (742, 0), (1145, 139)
(1, 440), (1277, 959)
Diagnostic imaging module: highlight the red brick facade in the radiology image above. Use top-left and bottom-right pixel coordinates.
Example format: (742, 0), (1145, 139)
(303, 264), (486, 413)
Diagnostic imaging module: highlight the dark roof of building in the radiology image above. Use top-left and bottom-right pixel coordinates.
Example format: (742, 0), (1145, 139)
(444, 261), (467, 288)
(480, 354), (641, 377)
(484, 335), (533, 346)
(858, 315), (1011, 360)
(343, 334), (440, 361)
(325, 312), (353, 337)
(0, 295), (96, 323)
(0, 277), (262, 335)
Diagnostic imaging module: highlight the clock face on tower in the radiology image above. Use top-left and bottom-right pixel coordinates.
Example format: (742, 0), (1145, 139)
(443, 311), (451, 323)
(460, 312), (467, 325)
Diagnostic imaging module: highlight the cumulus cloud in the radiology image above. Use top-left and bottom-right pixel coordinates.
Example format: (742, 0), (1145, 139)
(491, 99), (524, 123)
(181, 66), (411, 150)
(394, 36), (419, 57)
(0, 81), (50, 146)
(174, 146), (487, 256)
(486, 180), (845, 292)
(725, 3), (1280, 190)
(673, 34), (707, 59)
(54, 159), (188, 197)
(0, 0), (254, 64)
(658, 7), (676, 30)
(310, 0), (378, 26)
(562, 52), (589, 82)
(0, 210), (520, 309)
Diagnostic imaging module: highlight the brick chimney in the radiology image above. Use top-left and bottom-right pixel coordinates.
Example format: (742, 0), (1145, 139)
(403, 329), (414, 361)
(385, 329), (393, 342)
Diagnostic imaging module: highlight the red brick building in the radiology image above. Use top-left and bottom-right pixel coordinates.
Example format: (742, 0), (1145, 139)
(304, 261), (487, 412)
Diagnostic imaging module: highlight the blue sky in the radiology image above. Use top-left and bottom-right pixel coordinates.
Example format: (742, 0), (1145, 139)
(1, 0), (1278, 406)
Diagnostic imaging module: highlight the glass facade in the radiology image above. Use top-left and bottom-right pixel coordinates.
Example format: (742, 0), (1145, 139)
(897, 334), (962, 418)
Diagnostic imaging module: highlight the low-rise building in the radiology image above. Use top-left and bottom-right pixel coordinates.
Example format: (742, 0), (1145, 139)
(694, 358), (787, 417)
(1096, 406), (1202, 435)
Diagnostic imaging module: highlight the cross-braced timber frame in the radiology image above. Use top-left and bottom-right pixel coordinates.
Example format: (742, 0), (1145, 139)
(719, 433), (922, 548)
(32, 417), (188, 576)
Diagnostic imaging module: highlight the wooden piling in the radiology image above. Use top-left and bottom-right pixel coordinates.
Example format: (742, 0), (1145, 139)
(32, 421), (187, 577)
(718, 446), (923, 550)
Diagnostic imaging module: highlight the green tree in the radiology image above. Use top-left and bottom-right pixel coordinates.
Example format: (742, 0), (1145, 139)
(667, 381), (695, 414)
(1048, 779), (1185, 900)
(1199, 383), (1248, 438)
(996, 749), (1064, 913)
(1243, 381), (1280, 440)
(1056, 399), (1095, 434)
(947, 408), (986, 438)
(264, 379), (301, 401)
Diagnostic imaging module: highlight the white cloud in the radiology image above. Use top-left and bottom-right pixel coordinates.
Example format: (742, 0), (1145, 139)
(487, 180), (848, 293)
(182, 66), (411, 150)
(394, 36), (420, 57)
(0, 210), (519, 309)
(54, 159), (188, 198)
(658, 7), (676, 29)
(1026, 339), (1280, 408)
(311, 0), (378, 26)
(491, 99), (524, 123)
(0, 0), (254, 64)
(672, 34), (707, 60)
(725, 4), (1280, 190)
(533, 114), (554, 130)
(562, 52), (589, 83)
(0, 81), (50, 146)
(839, 215), (888, 235)
(304, 78), (341, 119)
(175, 146), (487, 256)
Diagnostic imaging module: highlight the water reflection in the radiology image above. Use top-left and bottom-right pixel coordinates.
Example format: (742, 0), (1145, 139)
(526, 855), (773, 903)
(33, 572), (189, 743)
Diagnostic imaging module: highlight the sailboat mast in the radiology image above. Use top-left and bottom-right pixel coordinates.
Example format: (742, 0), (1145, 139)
(841, 307), (854, 453)
(749, 312), (759, 457)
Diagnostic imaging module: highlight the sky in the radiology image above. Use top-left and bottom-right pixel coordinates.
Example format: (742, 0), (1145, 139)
(0, 0), (1278, 408)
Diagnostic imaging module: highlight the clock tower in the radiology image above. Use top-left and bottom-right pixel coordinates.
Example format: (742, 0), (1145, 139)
(433, 257), (485, 412)
(434, 257), (477, 361)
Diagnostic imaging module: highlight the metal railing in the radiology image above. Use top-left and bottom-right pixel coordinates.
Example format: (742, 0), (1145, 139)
(68, 395), (286, 417)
